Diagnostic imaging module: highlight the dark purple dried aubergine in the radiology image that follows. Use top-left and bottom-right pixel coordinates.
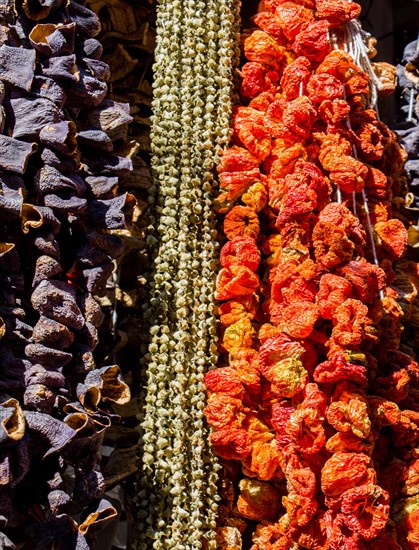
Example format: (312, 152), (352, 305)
(62, 413), (104, 467)
(30, 76), (66, 108)
(77, 38), (103, 60)
(87, 193), (135, 230)
(84, 175), (118, 199)
(41, 148), (80, 173)
(0, 45), (35, 91)
(82, 58), (110, 81)
(21, 0), (64, 21)
(24, 411), (75, 457)
(83, 365), (130, 407)
(0, 243), (20, 273)
(0, 136), (37, 174)
(0, 273), (24, 292)
(0, 398), (25, 444)
(21, 204), (46, 234)
(77, 321), (98, 349)
(65, 69), (107, 107)
(0, 439), (30, 486)
(76, 292), (104, 327)
(25, 365), (66, 388)
(48, 489), (77, 516)
(29, 22), (75, 57)
(73, 470), (105, 505)
(0, 173), (25, 196)
(41, 54), (79, 82)
(33, 233), (61, 260)
(76, 244), (111, 268)
(39, 121), (77, 156)
(32, 315), (74, 349)
(83, 262), (114, 295)
(0, 194), (23, 220)
(78, 499), (118, 537)
(80, 99), (132, 137)
(0, 531), (15, 549)
(77, 129), (113, 151)
(32, 207), (62, 234)
(23, 384), (57, 413)
(25, 364), (66, 387)
(35, 165), (86, 196)
(43, 193), (87, 215)
(25, 342), (73, 367)
(26, 514), (90, 550)
(83, 151), (133, 176)
(32, 255), (62, 287)
(8, 98), (60, 140)
(66, 1), (101, 38)
(31, 279), (85, 330)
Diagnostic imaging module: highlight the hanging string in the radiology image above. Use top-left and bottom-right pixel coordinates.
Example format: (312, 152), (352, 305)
(331, 13), (384, 298)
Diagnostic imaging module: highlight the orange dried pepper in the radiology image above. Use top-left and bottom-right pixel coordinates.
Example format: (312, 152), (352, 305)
(293, 20), (331, 63)
(318, 98), (351, 124)
(286, 407), (326, 455)
(316, 274), (353, 319)
(341, 484), (390, 540)
(222, 317), (255, 352)
(244, 30), (286, 71)
(331, 298), (370, 347)
(224, 205), (260, 240)
(218, 145), (260, 173)
(282, 95), (317, 140)
(253, 11), (287, 41)
(204, 366), (244, 398)
(375, 219), (408, 261)
(219, 296), (258, 326)
(233, 106), (272, 160)
(315, 0), (361, 28)
(242, 181), (268, 212)
(280, 56), (311, 101)
(209, 427), (252, 460)
(275, 2), (315, 40)
(313, 222), (355, 269)
(204, 393), (245, 430)
(237, 478), (281, 521)
(241, 62), (280, 98)
(220, 237), (261, 272)
(341, 260), (386, 303)
(321, 452), (377, 499)
(262, 138), (307, 177)
(317, 50), (370, 96)
(230, 347), (261, 397)
(314, 353), (368, 387)
(327, 390), (371, 439)
(215, 265), (260, 301)
(307, 73), (345, 104)
(263, 357), (308, 397)
(242, 439), (283, 480)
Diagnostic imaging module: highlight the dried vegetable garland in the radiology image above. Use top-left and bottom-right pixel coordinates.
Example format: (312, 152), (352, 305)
(134, 0), (240, 547)
(0, 0), (135, 547)
(205, 1), (419, 549)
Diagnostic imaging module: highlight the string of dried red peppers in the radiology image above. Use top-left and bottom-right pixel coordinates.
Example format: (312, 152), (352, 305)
(205, 1), (419, 549)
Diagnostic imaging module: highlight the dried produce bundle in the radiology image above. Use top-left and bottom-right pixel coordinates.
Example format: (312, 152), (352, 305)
(205, 1), (419, 549)
(134, 0), (240, 547)
(0, 0), (134, 547)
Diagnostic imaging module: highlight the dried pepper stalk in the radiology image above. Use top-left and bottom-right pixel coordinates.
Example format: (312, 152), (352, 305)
(0, 0), (134, 547)
(205, 1), (419, 549)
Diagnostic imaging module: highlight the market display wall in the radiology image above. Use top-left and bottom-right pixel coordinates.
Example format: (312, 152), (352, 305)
(1, 0), (419, 549)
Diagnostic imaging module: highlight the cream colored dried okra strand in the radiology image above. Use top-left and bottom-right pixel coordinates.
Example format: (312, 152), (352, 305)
(137, 0), (184, 546)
